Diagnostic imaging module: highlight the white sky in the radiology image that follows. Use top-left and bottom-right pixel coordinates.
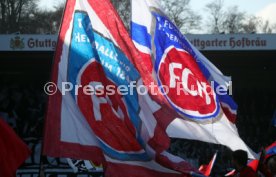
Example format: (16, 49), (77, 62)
(38, 0), (276, 26)
(38, 0), (65, 10)
(190, 0), (276, 15)
(190, 0), (276, 24)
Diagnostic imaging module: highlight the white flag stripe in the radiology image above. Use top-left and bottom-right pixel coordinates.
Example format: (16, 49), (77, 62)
(131, 0), (152, 34)
(133, 40), (151, 54)
(167, 115), (256, 159)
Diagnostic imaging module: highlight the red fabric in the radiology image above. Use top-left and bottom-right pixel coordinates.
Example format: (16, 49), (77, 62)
(0, 119), (30, 177)
(221, 105), (236, 123)
(198, 153), (216, 176)
(248, 159), (259, 171)
(199, 165), (211, 176)
(248, 159), (272, 177)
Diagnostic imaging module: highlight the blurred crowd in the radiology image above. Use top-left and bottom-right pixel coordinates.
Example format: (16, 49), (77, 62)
(234, 89), (276, 151)
(0, 80), (275, 175)
(0, 80), (46, 138)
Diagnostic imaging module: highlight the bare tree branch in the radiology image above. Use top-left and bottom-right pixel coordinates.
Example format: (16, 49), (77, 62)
(205, 0), (224, 33)
(161, 0), (202, 33)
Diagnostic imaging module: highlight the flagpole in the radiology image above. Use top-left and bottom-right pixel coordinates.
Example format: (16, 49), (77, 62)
(130, 0), (132, 35)
(38, 0), (70, 176)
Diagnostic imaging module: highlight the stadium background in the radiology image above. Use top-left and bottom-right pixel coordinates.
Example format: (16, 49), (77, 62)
(0, 34), (275, 176)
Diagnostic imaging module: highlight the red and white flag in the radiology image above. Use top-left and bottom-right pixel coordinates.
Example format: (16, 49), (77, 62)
(43, 0), (202, 176)
(131, 0), (256, 159)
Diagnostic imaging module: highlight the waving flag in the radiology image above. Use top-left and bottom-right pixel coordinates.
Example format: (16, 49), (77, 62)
(43, 0), (104, 164)
(265, 141), (276, 159)
(131, 0), (255, 158)
(43, 0), (202, 176)
(247, 142), (276, 172)
(198, 152), (217, 176)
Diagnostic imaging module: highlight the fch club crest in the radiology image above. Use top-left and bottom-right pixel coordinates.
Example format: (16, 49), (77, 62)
(154, 13), (220, 121)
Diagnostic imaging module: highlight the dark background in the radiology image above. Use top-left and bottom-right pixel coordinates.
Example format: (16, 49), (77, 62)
(0, 50), (275, 175)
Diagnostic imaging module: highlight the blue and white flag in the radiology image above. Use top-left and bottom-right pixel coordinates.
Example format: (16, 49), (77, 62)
(131, 0), (256, 159)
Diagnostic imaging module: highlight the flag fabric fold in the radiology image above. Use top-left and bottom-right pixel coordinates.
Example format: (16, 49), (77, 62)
(43, 0), (201, 176)
(243, 142), (276, 172)
(265, 141), (276, 159)
(131, 0), (256, 159)
(0, 119), (31, 177)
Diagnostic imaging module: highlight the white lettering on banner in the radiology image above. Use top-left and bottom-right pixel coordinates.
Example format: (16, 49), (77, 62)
(156, 17), (271, 51)
(95, 42), (118, 61)
(157, 19), (182, 37)
(94, 41), (131, 81)
(73, 29), (132, 82)
(169, 63), (181, 88)
(101, 60), (113, 72)
(75, 32), (90, 43)
(78, 18), (83, 28)
(169, 62), (211, 105)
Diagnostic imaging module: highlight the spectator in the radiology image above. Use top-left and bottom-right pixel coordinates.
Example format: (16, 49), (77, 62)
(267, 156), (276, 177)
(232, 150), (257, 177)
